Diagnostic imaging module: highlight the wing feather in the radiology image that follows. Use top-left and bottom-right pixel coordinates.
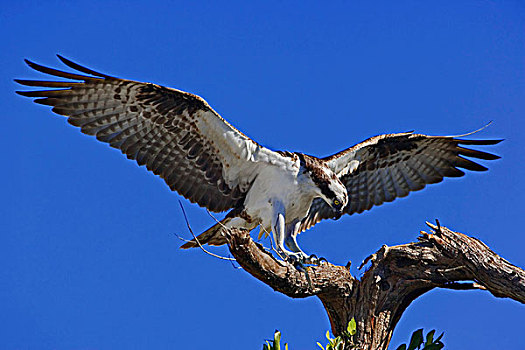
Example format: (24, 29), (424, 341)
(299, 132), (501, 232)
(16, 56), (292, 212)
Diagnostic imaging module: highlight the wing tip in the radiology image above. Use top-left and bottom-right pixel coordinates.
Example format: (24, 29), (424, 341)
(24, 58), (38, 69)
(19, 56), (108, 81)
(55, 54), (113, 78)
(15, 90), (33, 97)
(456, 138), (504, 146)
(55, 54), (71, 66)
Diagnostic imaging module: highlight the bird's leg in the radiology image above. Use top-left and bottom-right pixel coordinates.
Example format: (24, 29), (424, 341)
(284, 221), (326, 265)
(271, 212), (286, 253)
(283, 221), (309, 260)
(271, 205), (308, 263)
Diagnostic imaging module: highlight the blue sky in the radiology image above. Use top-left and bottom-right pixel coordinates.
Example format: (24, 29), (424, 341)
(2, 1), (524, 349)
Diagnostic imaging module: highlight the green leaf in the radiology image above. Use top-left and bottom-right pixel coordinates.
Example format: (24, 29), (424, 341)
(317, 342), (325, 350)
(274, 330), (281, 350)
(274, 330), (281, 342)
(285, 343), (288, 350)
(425, 330), (435, 346)
(396, 344), (407, 350)
(326, 330), (331, 341)
(347, 318), (357, 336)
(407, 329), (424, 350)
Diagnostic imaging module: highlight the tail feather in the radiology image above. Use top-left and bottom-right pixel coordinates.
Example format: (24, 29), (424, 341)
(180, 218), (230, 249)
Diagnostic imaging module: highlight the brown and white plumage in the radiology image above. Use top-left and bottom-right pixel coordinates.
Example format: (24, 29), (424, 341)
(299, 132), (501, 232)
(16, 55), (290, 213)
(16, 56), (502, 262)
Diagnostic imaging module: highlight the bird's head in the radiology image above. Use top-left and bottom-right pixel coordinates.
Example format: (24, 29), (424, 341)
(319, 176), (348, 213)
(299, 153), (348, 213)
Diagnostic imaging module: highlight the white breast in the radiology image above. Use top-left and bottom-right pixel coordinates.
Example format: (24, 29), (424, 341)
(243, 162), (318, 230)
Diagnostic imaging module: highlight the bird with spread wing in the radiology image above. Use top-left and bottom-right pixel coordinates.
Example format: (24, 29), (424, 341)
(16, 56), (502, 264)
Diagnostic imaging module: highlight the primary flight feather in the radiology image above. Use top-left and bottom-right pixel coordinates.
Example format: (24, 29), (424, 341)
(16, 56), (502, 262)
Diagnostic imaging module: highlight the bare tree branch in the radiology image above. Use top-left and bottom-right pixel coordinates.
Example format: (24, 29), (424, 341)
(226, 222), (525, 350)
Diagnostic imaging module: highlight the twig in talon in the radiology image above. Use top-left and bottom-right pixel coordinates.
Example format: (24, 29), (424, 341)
(178, 201), (237, 262)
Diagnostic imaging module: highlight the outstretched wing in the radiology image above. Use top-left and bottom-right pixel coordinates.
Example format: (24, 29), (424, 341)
(16, 56), (291, 212)
(299, 132), (502, 231)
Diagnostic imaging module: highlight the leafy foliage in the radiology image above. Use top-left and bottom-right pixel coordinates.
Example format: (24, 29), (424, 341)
(396, 329), (444, 350)
(316, 318), (357, 350)
(263, 323), (444, 350)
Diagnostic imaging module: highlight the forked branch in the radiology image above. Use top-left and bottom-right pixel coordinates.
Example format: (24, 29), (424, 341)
(226, 222), (525, 350)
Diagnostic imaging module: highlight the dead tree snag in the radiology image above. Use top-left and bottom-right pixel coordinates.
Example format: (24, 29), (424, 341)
(226, 221), (525, 350)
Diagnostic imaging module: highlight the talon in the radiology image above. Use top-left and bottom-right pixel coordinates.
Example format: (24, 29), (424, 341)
(306, 253), (328, 265)
(305, 254), (329, 266)
(307, 254), (318, 264)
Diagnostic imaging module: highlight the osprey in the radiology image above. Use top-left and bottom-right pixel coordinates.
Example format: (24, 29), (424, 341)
(16, 56), (501, 263)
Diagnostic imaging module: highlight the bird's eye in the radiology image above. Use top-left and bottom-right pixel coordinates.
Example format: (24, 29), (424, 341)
(334, 199), (340, 206)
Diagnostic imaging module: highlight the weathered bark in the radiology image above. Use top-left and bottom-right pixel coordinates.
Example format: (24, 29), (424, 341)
(226, 221), (525, 350)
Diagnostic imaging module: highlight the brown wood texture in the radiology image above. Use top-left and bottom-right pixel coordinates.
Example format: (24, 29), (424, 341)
(226, 221), (525, 350)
